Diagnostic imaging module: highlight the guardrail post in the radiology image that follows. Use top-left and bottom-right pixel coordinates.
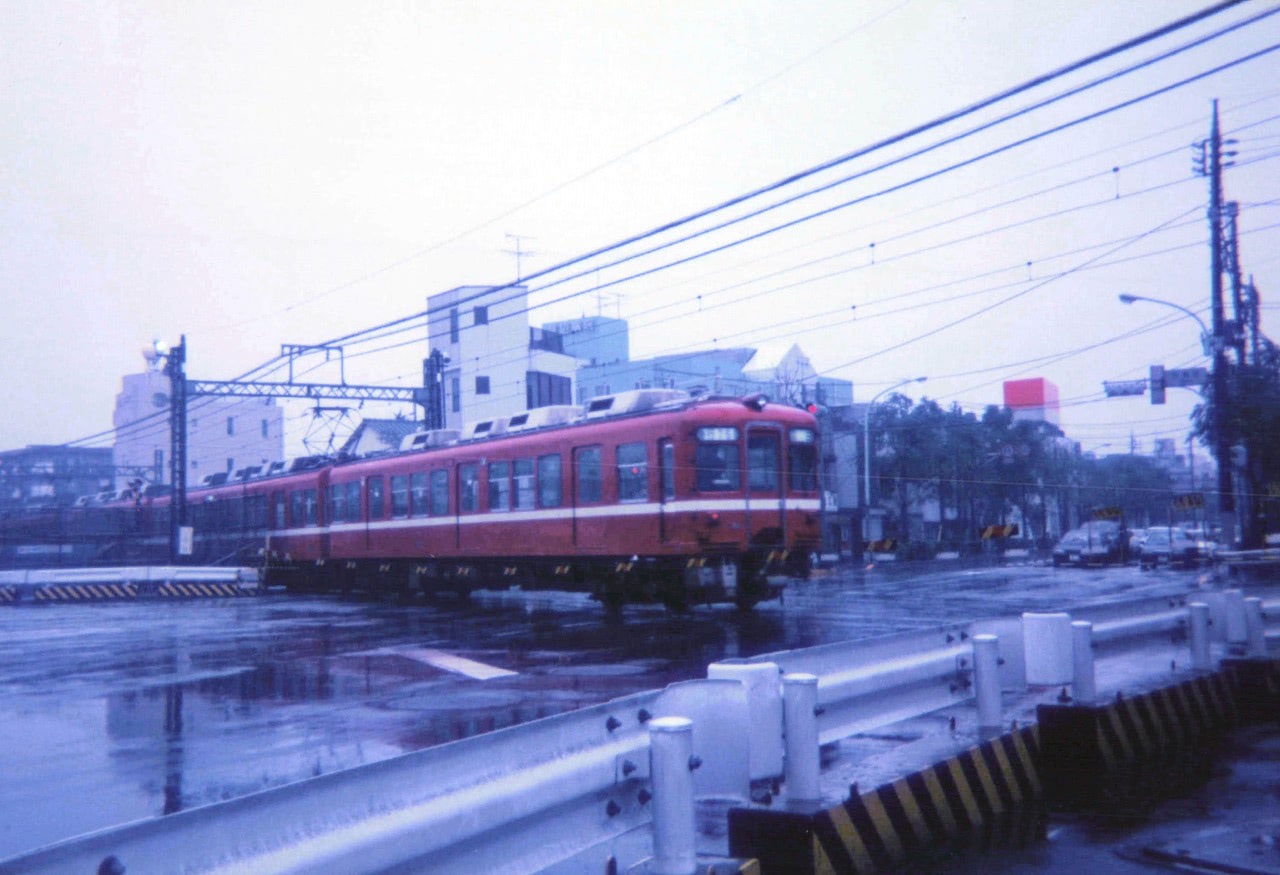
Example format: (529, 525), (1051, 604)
(707, 661), (783, 780)
(1189, 602), (1212, 670)
(973, 634), (1001, 730)
(1023, 612), (1072, 685)
(782, 673), (820, 803)
(1071, 621), (1095, 705)
(650, 716), (697, 875)
(1224, 589), (1247, 648)
(1245, 596), (1267, 656)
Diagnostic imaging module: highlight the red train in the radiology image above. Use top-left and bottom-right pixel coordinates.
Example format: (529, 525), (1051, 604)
(21, 390), (823, 609)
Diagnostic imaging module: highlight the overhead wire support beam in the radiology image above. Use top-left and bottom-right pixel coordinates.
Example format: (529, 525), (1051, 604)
(187, 379), (425, 405)
(281, 343), (348, 384)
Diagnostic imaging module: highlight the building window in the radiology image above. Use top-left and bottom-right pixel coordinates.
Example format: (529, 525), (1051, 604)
(449, 308), (459, 343)
(476, 376), (491, 395)
(474, 305), (488, 326)
(261, 419), (269, 438)
(451, 377), (461, 413)
(227, 417), (235, 436)
(527, 370), (571, 409)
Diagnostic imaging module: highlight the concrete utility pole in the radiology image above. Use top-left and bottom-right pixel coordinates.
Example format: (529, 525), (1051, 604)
(1198, 99), (1237, 542)
(165, 336), (188, 563)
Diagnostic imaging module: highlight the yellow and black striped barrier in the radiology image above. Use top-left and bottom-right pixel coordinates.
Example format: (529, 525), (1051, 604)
(0, 586), (19, 603)
(156, 582), (255, 599)
(1037, 671), (1238, 813)
(33, 583), (140, 602)
(729, 726), (1043, 874)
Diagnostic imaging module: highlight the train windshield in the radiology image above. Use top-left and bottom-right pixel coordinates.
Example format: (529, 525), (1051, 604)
(789, 428), (817, 492)
(695, 427), (740, 491)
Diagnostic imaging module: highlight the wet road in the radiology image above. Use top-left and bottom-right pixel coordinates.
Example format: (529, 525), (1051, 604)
(0, 561), (1213, 860)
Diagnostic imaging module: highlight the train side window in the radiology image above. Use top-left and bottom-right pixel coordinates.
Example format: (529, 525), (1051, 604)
(788, 428), (818, 492)
(537, 454), (561, 508)
(290, 491), (305, 527)
(410, 472), (428, 516)
(576, 446), (602, 504)
(661, 440), (675, 501)
(391, 475), (409, 518)
(329, 484), (346, 523)
(747, 433), (780, 493)
(459, 464), (479, 512)
(488, 461), (510, 512)
(617, 442), (648, 503)
(346, 481), (361, 521)
(273, 492), (286, 529)
(695, 427), (740, 492)
(514, 458), (535, 509)
(368, 476), (385, 520)
(303, 489), (318, 525)
(429, 470), (449, 515)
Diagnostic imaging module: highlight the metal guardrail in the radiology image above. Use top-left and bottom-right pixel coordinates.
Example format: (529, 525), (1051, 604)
(0, 566), (258, 586)
(3, 585), (1277, 874)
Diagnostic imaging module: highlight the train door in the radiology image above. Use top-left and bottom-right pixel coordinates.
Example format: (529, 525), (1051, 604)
(455, 462), (479, 550)
(745, 425), (785, 545)
(659, 439), (674, 543)
(570, 445), (603, 548)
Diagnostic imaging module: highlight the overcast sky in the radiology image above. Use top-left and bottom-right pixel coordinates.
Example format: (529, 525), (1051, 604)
(3, 1), (1278, 457)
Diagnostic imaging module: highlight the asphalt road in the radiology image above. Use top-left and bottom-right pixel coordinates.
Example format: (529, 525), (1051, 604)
(0, 560), (1217, 861)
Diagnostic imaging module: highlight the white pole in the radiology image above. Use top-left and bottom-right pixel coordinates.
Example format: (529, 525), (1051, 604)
(1071, 621), (1096, 705)
(649, 717), (697, 875)
(1189, 602), (1212, 670)
(1245, 596), (1267, 656)
(973, 634), (1002, 730)
(783, 673), (821, 803)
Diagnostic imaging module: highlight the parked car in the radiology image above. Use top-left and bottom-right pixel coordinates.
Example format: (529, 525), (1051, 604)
(1052, 521), (1124, 567)
(1182, 526), (1219, 560)
(1138, 527), (1199, 569)
(1128, 528), (1148, 554)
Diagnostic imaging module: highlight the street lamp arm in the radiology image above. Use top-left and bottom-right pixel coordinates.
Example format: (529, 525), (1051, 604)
(1118, 294), (1211, 339)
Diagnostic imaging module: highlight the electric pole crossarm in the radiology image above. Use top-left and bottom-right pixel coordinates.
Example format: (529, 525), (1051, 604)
(187, 380), (425, 404)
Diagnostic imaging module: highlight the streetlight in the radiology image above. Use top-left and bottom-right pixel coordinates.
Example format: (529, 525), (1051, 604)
(863, 376), (927, 537)
(1118, 294), (1216, 356)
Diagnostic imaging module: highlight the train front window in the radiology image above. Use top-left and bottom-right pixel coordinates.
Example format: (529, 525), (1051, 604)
(747, 433), (780, 493)
(695, 427), (740, 492)
(789, 428), (818, 492)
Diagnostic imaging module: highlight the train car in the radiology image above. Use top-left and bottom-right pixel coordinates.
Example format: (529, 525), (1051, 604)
(255, 390), (821, 609)
(24, 390), (821, 609)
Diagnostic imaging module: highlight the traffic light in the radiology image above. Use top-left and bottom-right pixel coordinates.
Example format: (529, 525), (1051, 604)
(1149, 365), (1166, 405)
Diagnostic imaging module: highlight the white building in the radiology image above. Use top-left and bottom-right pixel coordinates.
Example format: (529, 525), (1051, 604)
(426, 285), (579, 430)
(113, 359), (285, 489)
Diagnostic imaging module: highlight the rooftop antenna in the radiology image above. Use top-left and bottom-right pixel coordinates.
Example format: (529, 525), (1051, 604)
(504, 233), (536, 282)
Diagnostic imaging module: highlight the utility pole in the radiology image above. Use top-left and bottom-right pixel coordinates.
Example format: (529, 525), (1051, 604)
(1193, 100), (1236, 543)
(165, 336), (188, 563)
(504, 233), (536, 282)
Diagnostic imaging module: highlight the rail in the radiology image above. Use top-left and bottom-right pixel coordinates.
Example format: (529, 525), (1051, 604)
(3, 584), (1277, 874)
